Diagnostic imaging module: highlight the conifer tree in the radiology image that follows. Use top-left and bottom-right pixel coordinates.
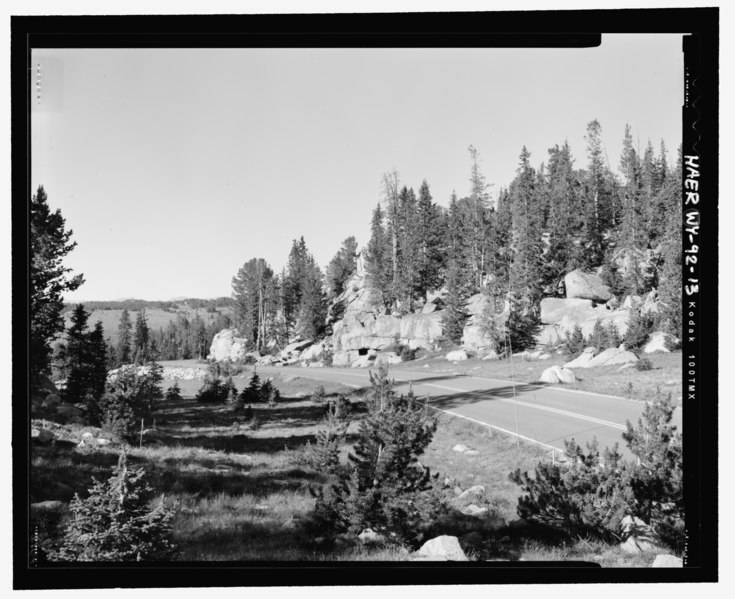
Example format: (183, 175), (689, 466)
(232, 258), (275, 350)
(414, 180), (445, 298)
(88, 321), (109, 401)
(442, 258), (471, 344)
(60, 304), (92, 402)
(52, 453), (177, 561)
(326, 236), (359, 299)
(312, 366), (445, 544)
(30, 186), (85, 384)
(364, 204), (391, 303)
(508, 147), (544, 305)
(116, 309), (133, 366)
(132, 309), (150, 364)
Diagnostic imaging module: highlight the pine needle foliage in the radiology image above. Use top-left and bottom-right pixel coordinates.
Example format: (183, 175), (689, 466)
(510, 392), (684, 551)
(51, 452), (177, 562)
(312, 365), (446, 546)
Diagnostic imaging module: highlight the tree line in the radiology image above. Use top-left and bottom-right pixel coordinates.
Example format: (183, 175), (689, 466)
(231, 120), (681, 350)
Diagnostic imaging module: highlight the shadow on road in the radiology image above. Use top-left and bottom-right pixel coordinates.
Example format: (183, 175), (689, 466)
(425, 384), (547, 409)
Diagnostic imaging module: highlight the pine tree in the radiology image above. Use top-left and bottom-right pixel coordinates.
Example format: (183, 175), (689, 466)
(364, 204), (391, 304)
(466, 145), (493, 290)
(442, 258), (470, 344)
(88, 321), (110, 409)
(30, 186), (85, 384)
(509, 147), (544, 305)
(326, 236), (359, 299)
(61, 304), (92, 402)
(312, 366), (445, 544)
(116, 309), (133, 366)
(232, 258), (275, 350)
(414, 180), (445, 299)
(52, 452), (177, 561)
(395, 186), (420, 310)
(132, 309), (150, 364)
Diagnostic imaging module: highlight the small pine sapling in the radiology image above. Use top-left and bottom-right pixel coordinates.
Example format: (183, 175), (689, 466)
(165, 380), (182, 401)
(51, 452), (177, 561)
(237, 371), (262, 407)
(564, 325), (586, 357)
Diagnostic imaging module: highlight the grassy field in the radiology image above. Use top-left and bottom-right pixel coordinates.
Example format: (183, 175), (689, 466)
(31, 370), (668, 565)
(393, 350), (682, 404)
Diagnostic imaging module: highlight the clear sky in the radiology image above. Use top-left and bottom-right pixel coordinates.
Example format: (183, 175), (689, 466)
(31, 34), (683, 302)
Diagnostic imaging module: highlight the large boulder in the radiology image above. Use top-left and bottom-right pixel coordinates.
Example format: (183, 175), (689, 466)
(333, 350), (360, 366)
(446, 350), (469, 362)
(539, 365), (577, 384)
(208, 329), (249, 362)
(400, 312), (444, 348)
(413, 536), (468, 561)
(619, 516), (666, 554)
(563, 347), (597, 368)
(644, 331), (671, 353)
(564, 269), (613, 302)
(540, 298), (594, 324)
(586, 347), (639, 368)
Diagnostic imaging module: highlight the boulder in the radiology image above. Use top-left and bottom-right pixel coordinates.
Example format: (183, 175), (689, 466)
(586, 347), (638, 368)
(350, 355), (374, 368)
(308, 361), (325, 368)
(283, 339), (313, 354)
(256, 355), (279, 366)
(564, 269), (613, 302)
(374, 351), (402, 366)
(461, 504), (489, 517)
(481, 349), (499, 361)
(358, 528), (385, 544)
(208, 329), (250, 362)
(452, 444), (470, 453)
(462, 324), (489, 349)
(400, 312), (444, 346)
(563, 347), (597, 368)
(644, 331), (671, 354)
(446, 350), (469, 362)
(539, 365), (577, 384)
(619, 516), (665, 554)
(540, 298), (594, 324)
(465, 293), (491, 321)
(414, 536), (468, 561)
(652, 554), (683, 568)
(640, 290), (659, 316)
(31, 427), (55, 445)
(457, 485), (485, 500)
(422, 302), (438, 314)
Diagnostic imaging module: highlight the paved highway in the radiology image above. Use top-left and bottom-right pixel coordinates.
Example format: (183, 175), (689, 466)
(258, 365), (683, 460)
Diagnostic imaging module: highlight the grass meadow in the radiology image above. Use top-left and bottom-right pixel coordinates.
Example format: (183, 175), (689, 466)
(32, 371), (660, 565)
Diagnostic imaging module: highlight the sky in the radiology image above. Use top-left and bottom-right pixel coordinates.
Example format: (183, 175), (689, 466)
(30, 34), (684, 302)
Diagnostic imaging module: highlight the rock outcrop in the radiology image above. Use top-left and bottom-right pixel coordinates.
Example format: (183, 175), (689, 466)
(208, 329), (249, 362)
(564, 347), (638, 369)
(564, 269), (613, 302)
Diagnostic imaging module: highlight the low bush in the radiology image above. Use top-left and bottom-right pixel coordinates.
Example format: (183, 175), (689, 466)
(50, 452), (177, 562)
(564, 325), (586, 357)
(400, 346), (417, 361)
(311, 385), (327, 404)
(635, 357), (653, 371)
(510, 393), (684, 552)
(195, 375), (230, 403)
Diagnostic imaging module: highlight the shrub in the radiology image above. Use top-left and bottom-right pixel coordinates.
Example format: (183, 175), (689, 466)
(400, 346), (417, 361)
(312, 385), (327, 404)
(164, 381), (182, 401)
(564, 325), (585, 357)
(98, 366), (158, 438)
(510, 439), (634, 542)
(322, 351), (334, 367)
(624, 308), (655, 350)
(486, 295), (541, 357)
(622, 392), (684, 551)
(635, 357), (653, 371)
(259, 379), (280, 407)
(311, 365), (446, 546)
(511, 392), (684, 551)
(195, 375), (230, 403)
(51, 452), (177, 561)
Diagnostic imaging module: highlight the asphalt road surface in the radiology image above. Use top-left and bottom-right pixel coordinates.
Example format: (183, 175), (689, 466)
(258, 365), (683, 460)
